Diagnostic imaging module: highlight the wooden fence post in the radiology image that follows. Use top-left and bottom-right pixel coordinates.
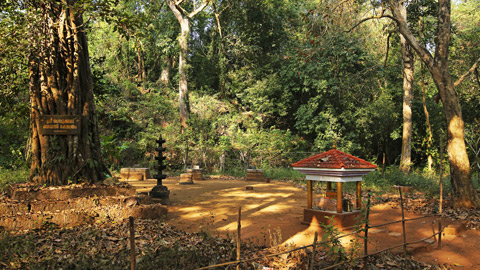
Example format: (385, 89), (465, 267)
(309, 232), (318, 270)
(438, 220), (442, 249)
(129, 216), (135, 270)
(398, 187), (408, 255)
(364, 193), (371, 259)
(237, 207), (241, 270)
(439, 135), (444, 214)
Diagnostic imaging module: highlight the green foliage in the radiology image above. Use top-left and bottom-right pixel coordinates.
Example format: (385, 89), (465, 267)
(0, 168), (28, 192)
(263, 167), (304, 181)
(0, 1), (30, 171)
(0, 114), (28, 170)
(320, 217), (348, 263)
(1, 0), (479, 186)
(363, 166), (451, 197)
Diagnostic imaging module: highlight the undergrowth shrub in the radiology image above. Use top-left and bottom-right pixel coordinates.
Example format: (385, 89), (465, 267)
(363, 166), (452, 197)
(319, 213), (365, 267)
(0, 168), (28, 192)
(263, 167), (304, 181)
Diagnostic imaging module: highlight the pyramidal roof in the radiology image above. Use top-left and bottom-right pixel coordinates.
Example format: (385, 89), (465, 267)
(291, 149), (377, 169)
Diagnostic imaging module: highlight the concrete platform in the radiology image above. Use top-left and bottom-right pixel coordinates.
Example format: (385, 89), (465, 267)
(302, 208), (362, 228)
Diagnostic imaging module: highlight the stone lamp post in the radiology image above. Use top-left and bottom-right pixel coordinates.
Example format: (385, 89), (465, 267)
(150, 135), (170, 203)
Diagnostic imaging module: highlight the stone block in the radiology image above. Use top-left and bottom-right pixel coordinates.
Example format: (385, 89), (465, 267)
(179, 173), (194, 185)
(303, 208), (361, 228)
(120, 168), (151, 181)
(186, 169), (203, 181)
(245, 169), (265, 182)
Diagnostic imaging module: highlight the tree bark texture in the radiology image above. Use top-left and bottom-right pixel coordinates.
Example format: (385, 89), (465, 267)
(167, 0), (208, 128)
(136, 39), (145, 81)
(398, 2), (414, 173)
(390, 0), (480, 208)
(160, 56), (171, 86)
(28, 0), (108, 185)
(167, 0), (190, 128)
(420, 74), (433, 170)
(178, 18), (190, 128)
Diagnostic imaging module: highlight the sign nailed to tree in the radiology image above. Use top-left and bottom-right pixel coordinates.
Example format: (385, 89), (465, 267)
(39, 115), (81, 135)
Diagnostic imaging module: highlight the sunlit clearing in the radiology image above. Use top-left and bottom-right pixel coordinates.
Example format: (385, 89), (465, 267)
(283, 216), (322, 246)
(250, 184), (301, 192)
(218, 220), (253, 232)
(219, 190), (292, 199)
(242, 204), (262, 211)
(177, 206), (203, 212)
(338, 234), (357, 248)
(251, 204), (293, 216)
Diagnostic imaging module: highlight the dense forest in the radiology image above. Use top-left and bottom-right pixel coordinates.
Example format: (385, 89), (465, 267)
(1, 0), (479, 204)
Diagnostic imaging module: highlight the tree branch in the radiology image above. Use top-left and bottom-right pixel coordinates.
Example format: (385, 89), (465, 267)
(454, 57), (480, 87)
(217, 2), (230, 15)
(177, 5), (188, 16)
(347, 9), (395, 33)
(213, 1), (230, 39)
(384, 31), (393, 68)
(167, 0), (184, 21)
(475, 68), (480, 88)
(188, 0), (209, 19)
(389, 1), (434, 70)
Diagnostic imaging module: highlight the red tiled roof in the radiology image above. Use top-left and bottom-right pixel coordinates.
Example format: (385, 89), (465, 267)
(291, 149), (377, 169)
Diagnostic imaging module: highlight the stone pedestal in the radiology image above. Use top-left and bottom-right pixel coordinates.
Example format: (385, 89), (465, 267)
(179, 173), (194, 185)
(120, 168), (151, 181)
(186, 169), (203, 181)
(245, 169), (265, 182)
(302, 208), (361, 229)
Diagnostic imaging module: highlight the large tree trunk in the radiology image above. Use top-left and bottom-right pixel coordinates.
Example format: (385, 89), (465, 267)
(399, 33), (414, 173)
(178, 18), (190, 128)
(399, 2), (414, 174)
(431, 67), (478, 208)
(167, 0), (208, 168)
(390, 0), (480, 207)
(28, 0), (108, 185)
(166, 0), (208, 128)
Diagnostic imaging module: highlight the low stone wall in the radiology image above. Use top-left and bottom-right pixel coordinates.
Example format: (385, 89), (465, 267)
(1, 183), (167, 231)
(120, 168), (151, 181)
(245, 169), (265, 182)
(8, 183), (135, 201)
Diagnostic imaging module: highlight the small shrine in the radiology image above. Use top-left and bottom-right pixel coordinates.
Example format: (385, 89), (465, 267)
(292, 146), (376, 228)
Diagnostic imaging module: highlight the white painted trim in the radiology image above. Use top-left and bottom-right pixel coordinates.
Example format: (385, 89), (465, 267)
(305, 175), (363, 182)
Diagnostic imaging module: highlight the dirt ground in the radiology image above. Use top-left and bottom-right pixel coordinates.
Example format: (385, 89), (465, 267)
(125, 177), (480, 269)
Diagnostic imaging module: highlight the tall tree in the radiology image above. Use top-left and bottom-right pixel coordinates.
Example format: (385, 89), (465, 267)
(27, 0), (109, 185)
(166, 0), (209, 128)
(388, 0), (480, 207)
(398, 2), (415, 174)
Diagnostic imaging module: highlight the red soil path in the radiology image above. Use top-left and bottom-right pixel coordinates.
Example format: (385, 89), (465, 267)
(126, 177), (480, 269)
